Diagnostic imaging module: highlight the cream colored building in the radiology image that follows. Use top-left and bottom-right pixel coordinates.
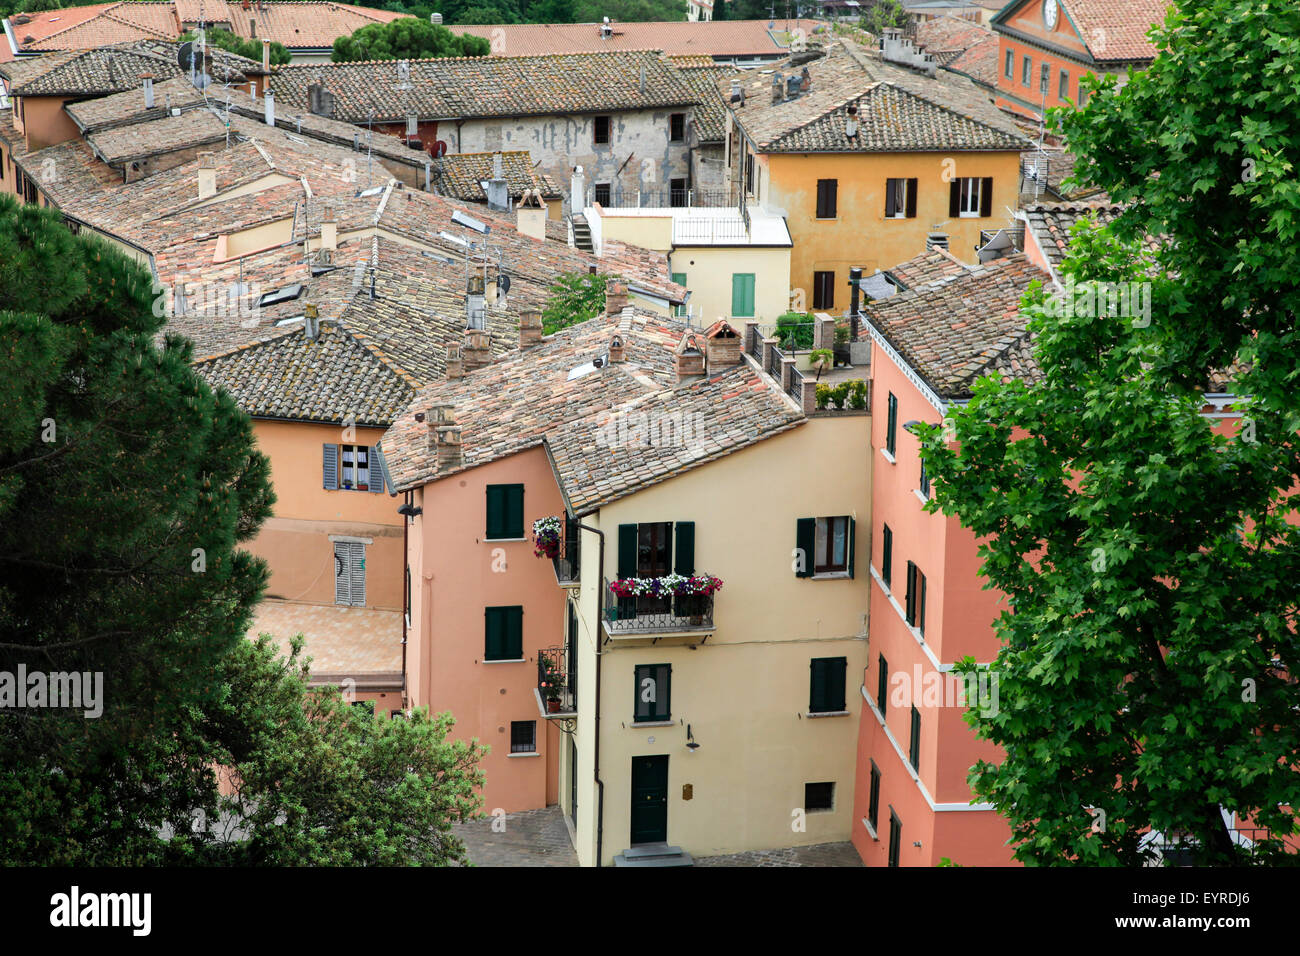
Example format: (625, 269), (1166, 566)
(585, 203), (793, 327)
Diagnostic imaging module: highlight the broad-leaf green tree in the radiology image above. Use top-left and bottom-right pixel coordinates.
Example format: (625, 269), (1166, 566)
(542, 272), (618, 334)
(333, 17), (491, 61)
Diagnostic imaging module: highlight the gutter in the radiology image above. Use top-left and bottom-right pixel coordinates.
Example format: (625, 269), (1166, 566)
(576, 520), (606, 867)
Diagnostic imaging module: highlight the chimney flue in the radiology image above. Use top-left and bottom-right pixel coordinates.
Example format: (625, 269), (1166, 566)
(445, 344), (463, 379)
(520, 309), (543, 348)
(674, 332), (705, 382)
(197, 152), (217, 199)
(605, 277), (628, 316)
(261, 38), (270, 73)
(263, 88), (275, 127)
(141, 73), (155, 109)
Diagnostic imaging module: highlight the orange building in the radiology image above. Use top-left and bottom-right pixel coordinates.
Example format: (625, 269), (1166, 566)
(990, 0), (1168, 120)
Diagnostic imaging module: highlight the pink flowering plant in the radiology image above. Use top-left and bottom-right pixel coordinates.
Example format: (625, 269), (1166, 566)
(608, 573), (723, 598)
(532, 516), (562, 559)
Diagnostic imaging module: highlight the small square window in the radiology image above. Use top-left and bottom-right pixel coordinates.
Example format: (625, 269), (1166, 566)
(669, 112), (685, 142)
(805, 781), (835, 812)
(1004, 49), (1013, 78)
(634, 663), (671, 722)
(511, 720), (537, 753)
(1021, 55), (1032, 86)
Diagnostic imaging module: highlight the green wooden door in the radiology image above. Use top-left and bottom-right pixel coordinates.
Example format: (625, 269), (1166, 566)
(630, 754), (669, 844)
(731, 273), (755, 317)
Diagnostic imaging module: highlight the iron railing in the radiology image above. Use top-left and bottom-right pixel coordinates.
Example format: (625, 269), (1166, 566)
(551, 516), (580, 586)
(603, 579), (714, 635)
(747, 322), (764, 359)
(787, 364), (805, 404)
(673, 215), (749, 244)
(538, 646), (576, 716)
(587, 187), (739, 209)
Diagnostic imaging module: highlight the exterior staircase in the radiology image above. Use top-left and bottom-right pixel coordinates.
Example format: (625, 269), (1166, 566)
(571, 214), (593, 253)
(612, 843), (694, 867)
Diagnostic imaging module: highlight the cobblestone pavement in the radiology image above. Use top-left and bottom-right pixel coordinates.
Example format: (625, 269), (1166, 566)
(453, 806), (862, 867)
(694, 843), (864, 866)
(453, 806), (579, 867)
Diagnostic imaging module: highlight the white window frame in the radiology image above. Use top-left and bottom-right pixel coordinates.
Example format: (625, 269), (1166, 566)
(957, 177), (982, 218)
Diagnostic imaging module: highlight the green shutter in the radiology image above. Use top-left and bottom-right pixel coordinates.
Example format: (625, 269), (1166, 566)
(485, 607), (502, 659)
(486, 486), (504, 539)
(830, 657), (846, 711)
(795, 518), (815, 578)
(505, 605), (523, 659)
(485, 606), (522, 659)
(486, 484), (524, 538)
(617, 524), (638, 578)
(847, 517), (856, 579)
(731, 274), (755, 317)
(810, 659), (827, 711)
(506, 485), (524, 538)
(674, 521), (695, 576)
(886, 393), (898, 455)
(672, 272), (687, 316)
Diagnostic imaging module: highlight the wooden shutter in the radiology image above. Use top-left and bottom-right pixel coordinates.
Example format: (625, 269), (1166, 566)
(906, 178), (918, 218)
(881, 524), (893, 586)
(846, 517), (856, 579)
(980, 177), (993, 217)
(877, 654), (888, 712)
(886, 393), (897, 454)
(795, 518), (815, 578)
(349, 541), (365, 606)
(905, 561), (916, 625)
(910, 706), (921, 768)
(828, 657), (846, 711)
(486, 485), (504, 538)
(323, 443), (339, 490)
(826, 179), (837, 217)
(884, 178), (897, 218)
(919, 572), (927, 636)
(617, 524), (638, 578)
(505, 606), (523, 659)
(506, 485), (524, 538)
(673, 521), (695, 576)
(485, 607), (502, 660)
(333, 541), (350, 604)
(368, 444), (384, 493)
(948, 180), (960, 218)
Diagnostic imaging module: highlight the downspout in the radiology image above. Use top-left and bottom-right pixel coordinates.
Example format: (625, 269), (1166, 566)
(401, 489), (411, 706)
(577, 520), (605, 867)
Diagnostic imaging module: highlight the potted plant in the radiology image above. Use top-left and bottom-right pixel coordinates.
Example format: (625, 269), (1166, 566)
(541, 661), (565, 712)
(833, 323), (852, 367)
(848, 379), (868, 410)
(809, 348), (833, 381)
(816, 383), (832, 410)
(532, 516), (562, 559)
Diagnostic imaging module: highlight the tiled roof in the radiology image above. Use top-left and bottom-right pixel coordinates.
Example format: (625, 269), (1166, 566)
(667, 57), (728, 143)
(269, 49), (698, 124)
(86, 106), (228, 164)
(725, 42), (1026, 153)
(1019, 146), (1105, 202)
(192, 321), (416, 426)
(65, 75), (205, 132)
(431, 150), (560, 202)
(248, 600), (402, 684)
(1049, 0), (1168, 64)
(0, 40), (250, 95)
(381, 310), (804, 508)
(449, 19), (825, 58)
(1020, 201), (1146, 277)
(885, 247), (973, 290)
(863, 254), (1048, 399)
(915, 13), (995, 58)
(7, 2), (404, 55)
(945, 32), (999, 87)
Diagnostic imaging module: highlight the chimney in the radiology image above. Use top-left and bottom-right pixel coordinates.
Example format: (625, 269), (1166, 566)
(466, 274), (486, 329)
(927, 232), (950, 251)
(845, 103), (859, 140)
(430, 12), (443, 24)
(462, 328), (492, 371)
(608, 332), (625, 363)
(263, 88), (275, 127)
(445, 344), (463, 379)
(303, 303), (320, 340)
(320, 207), (337, 251)
(705, 322), (742, 368)
(485, 152), (509, 212)
(308, 83), (336, 118)
(197, 152), (217, 199)
(249, 17), (256, 38)
(771, 72), (782, 104)
(520, 309), (543, 348)
(848, 266), (863, 320)
(141, 73), (155, 109)
(674, 332), (706, 382)
(515, 188), (547, 241)
(261, 38), (270, 74)
(604, 277), (628, 316)
(799, 66), (811, 93)
(425, 406), (463, 470)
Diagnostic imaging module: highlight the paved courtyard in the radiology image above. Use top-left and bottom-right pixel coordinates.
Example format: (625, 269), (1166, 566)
(453, 806), (862, 866)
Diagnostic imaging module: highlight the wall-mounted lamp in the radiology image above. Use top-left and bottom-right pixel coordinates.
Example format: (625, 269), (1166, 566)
(686, 724), (701, 752)
(397, 503), (422, 518)
(903, 419), (922, 434)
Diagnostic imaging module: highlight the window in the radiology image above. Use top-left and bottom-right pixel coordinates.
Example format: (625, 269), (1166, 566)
(511, 720), (537, 753)
(795, 516), (855, 579)
(876, 654), (888, 714)
(884, 177), (916, 219)
(404, 566), (411, 626)
(1078, 80), (1089, 106)
(323, 443), (382, 492)
(904, 561), (927, 635)
(616, 521), (694, 616)
(950, 176), (993, 218)
(334, 540), (365, 606)
(1040, 62), (1050, 95)
(731, 273), (756, 317)
(815, 516), (851, 574)
(885, 392), (898, 456)
(909, 705), (921, 769)
(1004, 49), (1013, 78)
(810, 657), (847, 713)
(888, 810), (902, 867)
(351, 699), (375, 714)
(672, 271), (688, 315)
(804, 781), (835, 812)
(920, 457), (930, 499)
(815, 178), (838, 218)
(484, 605), (523, 660)
(1021, 54), (1031, 86)
(812, 270), (835, 310)
(593, 182), (611, 206)
(669, 112), (685, 142)
(593, 115), (611, 144)
(1059, 68), (1070, 100)
(485, 484), (524, 539)
(867, 761), (881, 832)
(0, 146), (5, 182)
(670, 178), (687, 207)
(744, 152), (755, 195)
(634, 663), (671, 722)
(881, 524), (893, 587)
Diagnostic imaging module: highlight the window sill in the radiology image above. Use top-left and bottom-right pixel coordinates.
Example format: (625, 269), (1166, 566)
(812, 571), (851, 581)
(881, 448), (896, 464)
(958, 212), (982, 219)
(507, 751), (541, 758)
(862, 817), (879, 841)
(805, 710), (851, 719)
(482, 658), (525, 665)
(632, 720), (675, 728)
(484, 536), (527, 543)
(914, 489), (930, 505)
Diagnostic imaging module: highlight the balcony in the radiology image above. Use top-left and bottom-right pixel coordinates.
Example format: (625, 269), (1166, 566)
(552, 550), (579, 588)
(536, 516), (580, 587)
(602, 578), (716, 640)
(535, 646), (576, 720)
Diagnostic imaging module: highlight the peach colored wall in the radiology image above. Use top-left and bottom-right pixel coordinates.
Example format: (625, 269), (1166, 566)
(243, 419), (404, 610)
(851, 339), (1014, 866)
(407, 446), (567, 813)
(18, 96), (81, 151)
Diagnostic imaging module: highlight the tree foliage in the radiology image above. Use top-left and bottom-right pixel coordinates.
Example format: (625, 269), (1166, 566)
(0, 196), (483, 864)
(179, 27), (292, 66)
(922, 0), (1300, 866)
(542, 272), (615, 334)
(333, 17), (491, 62)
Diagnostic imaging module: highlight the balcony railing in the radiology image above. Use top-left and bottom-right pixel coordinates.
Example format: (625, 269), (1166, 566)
(537, 646), (576, 717)
(602, 578), (715, 637)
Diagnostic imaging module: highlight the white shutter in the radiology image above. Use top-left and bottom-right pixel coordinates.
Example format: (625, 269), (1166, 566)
(349, 541), (366, 606)
(334, 542), (350, 605)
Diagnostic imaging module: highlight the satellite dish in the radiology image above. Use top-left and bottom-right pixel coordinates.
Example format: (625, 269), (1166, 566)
(177, 41), (194, 70)
(194, 73), (212, 91)
(496, 274), (511, 295)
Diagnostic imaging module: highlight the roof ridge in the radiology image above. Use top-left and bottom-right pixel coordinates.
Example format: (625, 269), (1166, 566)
(191, 323), (302, 364)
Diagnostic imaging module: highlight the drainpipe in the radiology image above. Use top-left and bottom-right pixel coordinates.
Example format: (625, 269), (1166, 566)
(401, 489), (411, 706)
(576, 520), (606, 867)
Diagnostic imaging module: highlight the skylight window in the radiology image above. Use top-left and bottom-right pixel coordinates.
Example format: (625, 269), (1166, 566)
(357, 185), (385, 198)
(258, 284), (304, 308)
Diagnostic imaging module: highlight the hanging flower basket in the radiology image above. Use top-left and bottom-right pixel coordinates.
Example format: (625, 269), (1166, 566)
(608, 573), (723, 599)
(532, 516), (562, 559)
